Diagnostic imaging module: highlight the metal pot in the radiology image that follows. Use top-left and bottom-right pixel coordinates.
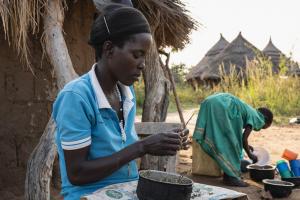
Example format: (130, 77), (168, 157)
(246, 164), (275, 182)
(263, 179), (295, 198)
(137, 170), (193, 200)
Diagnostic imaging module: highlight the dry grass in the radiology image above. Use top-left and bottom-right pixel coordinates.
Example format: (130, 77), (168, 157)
(0, 0), (67, 73)
(1, 0), (43, 72)
(1, 0), (197, 73)
(201, 58), (300, 120)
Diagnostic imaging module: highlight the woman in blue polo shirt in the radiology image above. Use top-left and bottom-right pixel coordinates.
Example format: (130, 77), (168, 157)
(52, 3), (189, 200)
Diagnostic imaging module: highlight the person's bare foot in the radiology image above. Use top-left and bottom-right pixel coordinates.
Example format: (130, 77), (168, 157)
(223, 173), (249, 187)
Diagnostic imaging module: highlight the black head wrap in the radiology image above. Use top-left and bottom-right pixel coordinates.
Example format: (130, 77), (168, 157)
(89, 4), (151, 49)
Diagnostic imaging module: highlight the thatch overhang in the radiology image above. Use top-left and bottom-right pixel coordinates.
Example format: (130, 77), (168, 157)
(0, 0), (197, 71)
(133, 0), (198, 50)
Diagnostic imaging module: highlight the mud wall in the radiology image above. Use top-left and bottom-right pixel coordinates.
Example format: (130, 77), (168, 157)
(0, 1), (95, 198)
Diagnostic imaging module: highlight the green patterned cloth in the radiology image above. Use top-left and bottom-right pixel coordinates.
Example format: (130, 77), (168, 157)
(81, 180), (247, 200)
(193, 93), (265, 178)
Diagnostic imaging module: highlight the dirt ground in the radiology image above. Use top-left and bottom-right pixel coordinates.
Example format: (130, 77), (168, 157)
(162, 109), (300, 200)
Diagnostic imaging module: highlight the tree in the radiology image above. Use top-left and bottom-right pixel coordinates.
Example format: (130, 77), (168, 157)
(171, 63), (187, 84)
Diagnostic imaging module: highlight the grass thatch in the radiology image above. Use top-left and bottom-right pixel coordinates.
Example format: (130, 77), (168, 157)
(0, 0), (67, 72)
(1, 0), (197, 70)
(0, 0), (42, 72)
(133, 0), (198, 50)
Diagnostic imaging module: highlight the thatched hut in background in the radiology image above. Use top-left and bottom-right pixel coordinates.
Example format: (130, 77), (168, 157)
(188, 33), (300, 89)
(186, 34), (229, 88)
(188, 32), (261, 87)
(289, 63), (300, 77)
(0, 0), (197, 199)
(205, 32), (261, 83)
(263, 38), (300, 75)
(262, 38), (283, 72)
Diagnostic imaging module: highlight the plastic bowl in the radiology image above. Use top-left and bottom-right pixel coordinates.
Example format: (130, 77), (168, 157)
(137, 170), (193, 200)
(247, 164), (276, 182)
(263, 179), (295, 198)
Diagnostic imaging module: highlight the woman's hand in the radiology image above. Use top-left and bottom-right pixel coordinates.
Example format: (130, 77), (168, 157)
(140, 128), (189, 156)
(177, 128), (190, 150)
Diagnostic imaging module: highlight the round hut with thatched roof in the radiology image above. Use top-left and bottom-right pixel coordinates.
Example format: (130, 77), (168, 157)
(186, 34), (229, 88)
(206, 32), (262, 83)
(262, 37), (283, 72)
(263, 37), (300, 75)
(0, 0), (197, 199)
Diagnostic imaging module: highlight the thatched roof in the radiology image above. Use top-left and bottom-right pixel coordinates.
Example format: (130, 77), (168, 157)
(289, 64), (300, 76)
(263, 37), (283, 68)
(186, 34), (229, 80)
(263, 38), (282, 54)
(1, 0), (197, 69)
(133, 0), (198, 50)
(205, 34), (229, 57)
(205, 32), (261, 79)
(0, 0), (57, 71)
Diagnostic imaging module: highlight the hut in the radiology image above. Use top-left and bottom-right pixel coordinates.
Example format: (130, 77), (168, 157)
(186, 34), (229, 88)
(0, 0), (197, 199)
(262, 38), (283, 72)
(263, 38), (300, 75)
(289, 64), (300, 77)
(205, 32), (261, 83)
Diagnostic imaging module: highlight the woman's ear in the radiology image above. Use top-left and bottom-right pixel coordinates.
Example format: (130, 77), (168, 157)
(102, 41), (114, 58)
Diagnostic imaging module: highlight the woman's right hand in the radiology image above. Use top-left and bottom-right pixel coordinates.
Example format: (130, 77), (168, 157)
(140, 131), (181, 156)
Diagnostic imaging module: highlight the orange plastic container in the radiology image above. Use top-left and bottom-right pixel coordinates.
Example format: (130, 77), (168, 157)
(282, 149), (298, 161)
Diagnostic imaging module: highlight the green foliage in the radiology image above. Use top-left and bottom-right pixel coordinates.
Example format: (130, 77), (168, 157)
(171, 63), (187, 84)
(133, 79), (145, 115)
(278, 55), (289, 75)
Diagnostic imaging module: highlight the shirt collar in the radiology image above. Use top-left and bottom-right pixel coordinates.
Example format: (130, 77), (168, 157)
(89, 64), (134, 109)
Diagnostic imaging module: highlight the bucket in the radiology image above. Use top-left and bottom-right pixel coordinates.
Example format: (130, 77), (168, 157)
(290, 160), (300, 177)
(277, 160), (293, 178)
(282, 149), (298, 161)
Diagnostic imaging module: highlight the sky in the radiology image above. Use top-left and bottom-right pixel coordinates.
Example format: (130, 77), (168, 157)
(170, 0), (300, 68)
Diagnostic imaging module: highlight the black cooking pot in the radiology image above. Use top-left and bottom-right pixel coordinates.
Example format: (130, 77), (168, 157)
(246, 164), (275, 182)
(282, 177), (300, 188)
(137, 170), (193, 200)
(263, 179), (295, 198)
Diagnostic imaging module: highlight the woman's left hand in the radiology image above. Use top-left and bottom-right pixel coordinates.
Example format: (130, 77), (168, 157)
(173, 128), (190, 150)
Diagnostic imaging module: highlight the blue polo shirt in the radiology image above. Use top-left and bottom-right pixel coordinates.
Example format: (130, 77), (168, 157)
(53, 64), (139, 200)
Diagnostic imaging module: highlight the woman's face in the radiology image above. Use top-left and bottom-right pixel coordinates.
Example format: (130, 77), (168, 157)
(108, 33), (152, 86)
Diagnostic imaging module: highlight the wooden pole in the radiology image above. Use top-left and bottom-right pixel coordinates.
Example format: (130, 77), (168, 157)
(142, 42), (170, 122)
(159, 50), (186, 128)
(25, 0), (78, 199)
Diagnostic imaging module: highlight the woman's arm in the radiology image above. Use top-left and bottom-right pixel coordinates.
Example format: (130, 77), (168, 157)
(64, 129), (188, 185)
(242, 125), (258, 163)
